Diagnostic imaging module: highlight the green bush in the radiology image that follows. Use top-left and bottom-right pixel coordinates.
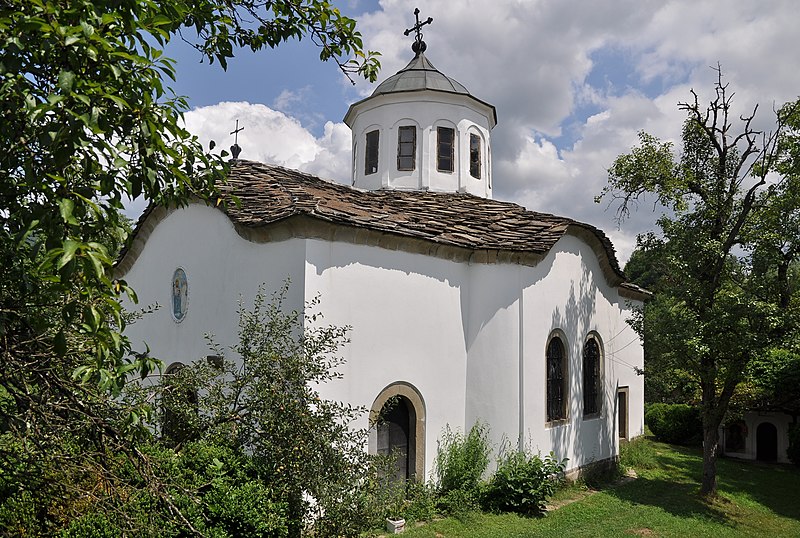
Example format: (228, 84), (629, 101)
(61, 512), (119, 538)
(402, 481), (439, 523)
(645, 403), (702, 445)
(437, 488), (480, 521)
(434, 423), (491, 499)
(481, 449), (566, 517)
(54, 441), (290, 538)
(788, 423), (800, 466)
(619, 436), (658, 471)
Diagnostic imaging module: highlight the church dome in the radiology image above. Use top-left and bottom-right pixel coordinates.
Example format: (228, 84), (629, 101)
(371, 52), (470, 97)
(343, 11), (497, 198)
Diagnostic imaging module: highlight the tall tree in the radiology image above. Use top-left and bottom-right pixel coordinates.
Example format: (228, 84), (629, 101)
(624, 237), (701, 405)
(0, 0), (378, 532)
(600, 70), (800, 495)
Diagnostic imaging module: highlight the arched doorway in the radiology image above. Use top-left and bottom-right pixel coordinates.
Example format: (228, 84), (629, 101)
(756, 422), (778, 462)
(377, 397), (413, 482)
(370, 382), (426, 482)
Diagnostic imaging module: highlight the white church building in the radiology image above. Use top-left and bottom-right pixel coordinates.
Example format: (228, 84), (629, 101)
(117, 28), (646, 480)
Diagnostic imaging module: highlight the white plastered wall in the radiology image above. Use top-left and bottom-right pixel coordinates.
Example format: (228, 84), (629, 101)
(463, 234), (644, 472)
(120, 203), (306, 366)
(518, 235), (644, 471)
(121, 206), (645, 479)
(302, 238), (470, 480)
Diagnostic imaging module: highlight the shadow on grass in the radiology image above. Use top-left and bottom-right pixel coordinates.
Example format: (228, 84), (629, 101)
(717, 456), (800, 521)
(610, 439), (800, 527)
(606, 474), (732, 527)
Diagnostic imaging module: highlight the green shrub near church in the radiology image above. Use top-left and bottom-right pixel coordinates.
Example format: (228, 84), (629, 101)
(481, 446), (567, 517)
(0, 437), (291, 538)
(121, 284), (378, 537)
(645, 403), (703, 445)
(57, 441), (289, 538)
(434, 423), (491, 512)
(429, 424), (567, 520)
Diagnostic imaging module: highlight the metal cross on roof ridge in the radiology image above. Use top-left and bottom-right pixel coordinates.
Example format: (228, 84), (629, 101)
(404, 8), (433, 54)
(230, 119), (244, 144)
(230, 119), (244, 160)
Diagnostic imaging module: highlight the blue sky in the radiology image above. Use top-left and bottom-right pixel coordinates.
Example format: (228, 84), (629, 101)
(145, 0), (800, 264)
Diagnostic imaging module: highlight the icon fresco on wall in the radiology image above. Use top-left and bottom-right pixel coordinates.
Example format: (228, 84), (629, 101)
(171, 268), (188, 322)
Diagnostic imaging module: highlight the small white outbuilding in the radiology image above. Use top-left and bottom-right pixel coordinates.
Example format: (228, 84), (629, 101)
(117, 36), (647, 480)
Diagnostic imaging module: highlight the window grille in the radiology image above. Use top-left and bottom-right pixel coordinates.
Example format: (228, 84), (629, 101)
(437, 127), (455, 172)
(397, 126), (416, 171)
(546, 337), (566, 422)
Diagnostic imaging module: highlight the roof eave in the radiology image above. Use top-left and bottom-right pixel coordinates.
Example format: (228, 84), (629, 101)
(343, 89), (498, 129)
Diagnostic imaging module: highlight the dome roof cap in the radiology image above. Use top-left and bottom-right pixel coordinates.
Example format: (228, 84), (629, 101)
(342, 8), (497, 128)
(370, 51), (470, 96)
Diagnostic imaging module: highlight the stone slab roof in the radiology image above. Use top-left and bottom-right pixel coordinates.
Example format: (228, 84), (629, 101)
(119, 160), (647, 298)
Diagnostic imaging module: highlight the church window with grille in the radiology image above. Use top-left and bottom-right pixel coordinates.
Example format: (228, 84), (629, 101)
(469, 133), (481, 179)
(397, 126), (416, 171)
(437, 126), (455, 172)
(365, 129), (379, 175)
(583, 336), (601, 416)
(546, 335), (567, 422)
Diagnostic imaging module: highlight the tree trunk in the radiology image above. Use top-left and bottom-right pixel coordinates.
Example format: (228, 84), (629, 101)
(288, 489), (303, 538)
(701, 415), (720, 496)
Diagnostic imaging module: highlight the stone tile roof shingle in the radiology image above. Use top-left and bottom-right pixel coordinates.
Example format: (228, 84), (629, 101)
(224, 160), (613, 261)
(226, 161), (640, 278)
(119, 160), (647, 297)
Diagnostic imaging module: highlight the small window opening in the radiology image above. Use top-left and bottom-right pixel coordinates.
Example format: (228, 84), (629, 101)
(437, 127), (455, 172)
(469, 133), (481, 179)
(618, 389), (628, 439)
(397, 126), (416, 171)
(365, 130), (379, 175)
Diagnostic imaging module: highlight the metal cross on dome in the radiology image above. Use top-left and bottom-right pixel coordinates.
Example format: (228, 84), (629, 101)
(404, 8), (433, 54)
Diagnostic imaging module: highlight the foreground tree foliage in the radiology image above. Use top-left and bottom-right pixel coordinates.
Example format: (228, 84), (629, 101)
(601, 70), (800, 495)
(115, 286), (373, 537)
(1, 286), (375, 536)
(0, 0), (378, 534)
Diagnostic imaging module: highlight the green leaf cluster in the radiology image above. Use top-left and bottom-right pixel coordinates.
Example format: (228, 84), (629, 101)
(123, 284), (377, 536)
(644, 403), (703, 445)
(434, 422), (491, 502)
(481, 448), (566, 517)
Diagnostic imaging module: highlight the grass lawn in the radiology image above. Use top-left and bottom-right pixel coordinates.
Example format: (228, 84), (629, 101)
(397, 439), (800, 537)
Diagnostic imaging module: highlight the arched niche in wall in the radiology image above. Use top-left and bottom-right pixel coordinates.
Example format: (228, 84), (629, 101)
(161, 362), (198, 446)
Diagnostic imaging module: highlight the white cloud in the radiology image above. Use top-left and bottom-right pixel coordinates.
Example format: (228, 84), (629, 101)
(172, 1), (800, 266)
(183, 102), (351, 183)
(350, 0), (800, 264)
(272, 86), (311, 113)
